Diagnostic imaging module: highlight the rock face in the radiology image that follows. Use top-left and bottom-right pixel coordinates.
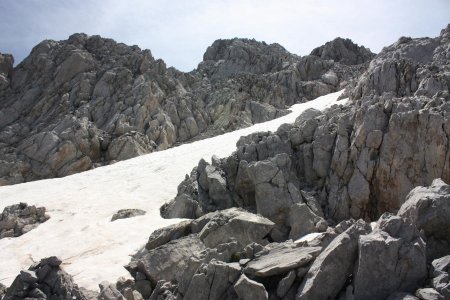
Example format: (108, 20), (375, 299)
(2, 256), (94, 300)
(163, 25), (450, 225)
(0, 34), (371, 186)
(152, 24), (450, 300)
(0, 203), (49, 239)
(296, 220), (371, 299)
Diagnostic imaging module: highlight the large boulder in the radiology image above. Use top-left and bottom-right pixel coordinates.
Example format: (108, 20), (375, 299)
(198, 208), (274, 248)
(310, 37), (375, 65)
(353, 214), (427, 299)
(2, 256), (94, 300)
(234, 274), (268, 300)
(296, 220), (371, 300)
(126, 235), (206, 285)
(245, 243), (321, 278)
(183, 260), (241, 300)
(0, 32), (363, 185)
(398, 179), (450, 259)
(0, 202), (49, 239)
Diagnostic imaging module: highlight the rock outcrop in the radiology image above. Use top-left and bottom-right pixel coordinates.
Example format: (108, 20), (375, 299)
(0, 34), (372, 185)
(2, 256), (95, 300)
(162, 25), (450, 225)
(101, 178), (448, 300)
(0, 202), (49, 239)
(151, 24), (450, 299)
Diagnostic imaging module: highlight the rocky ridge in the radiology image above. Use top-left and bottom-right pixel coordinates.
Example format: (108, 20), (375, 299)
(0, 35), (372, 185)
(154, 24), (450, 299)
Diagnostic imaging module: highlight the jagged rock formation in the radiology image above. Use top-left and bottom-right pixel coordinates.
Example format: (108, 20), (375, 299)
(0, 35), (372, 185)
(0, 202), (49, 239)
(22, 178), (443, 300)
(163, 25), (450, 226)
(151, 24), (450, 299)
(2, 256), (96, 300)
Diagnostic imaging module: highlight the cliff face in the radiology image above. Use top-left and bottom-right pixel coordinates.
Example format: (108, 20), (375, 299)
(0, 35), (372, 185)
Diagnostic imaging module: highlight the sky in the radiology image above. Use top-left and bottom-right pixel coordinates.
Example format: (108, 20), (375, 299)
(0, 0), (449, 72)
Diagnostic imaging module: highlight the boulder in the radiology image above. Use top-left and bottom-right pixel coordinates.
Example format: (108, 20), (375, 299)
(183, 260), (241, 300)
(98, 281), (125, 300)
(111, 209), (146, 221)
(415, 288), (445, 300)
(397, 179), (450, 259)
(353, 214), (427, 300)
(296, 220), (371, 300)
(0, 202), (49, 239)
(145, 220), (192, 250)
(288, 203), (325, 240)
(277, 270), (297, 298)
(199, 208), (274, 248)
(234, 274), (268, 300)
(2, 256), (93, 300)
(126, 235), (206, 285)
(245, 243), (321, 277)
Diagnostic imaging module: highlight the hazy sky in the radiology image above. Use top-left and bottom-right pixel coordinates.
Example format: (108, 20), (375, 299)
(1, 0), (449, 71)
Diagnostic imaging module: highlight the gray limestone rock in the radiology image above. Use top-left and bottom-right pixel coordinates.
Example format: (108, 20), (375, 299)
(2, 256), (93, 300)
(353, 214), (427, 300)
(126, 234), (206, 285)
(245, 243), (321, 277)
(198, 208), (274, 248)
(145, 220), (192, 250)
(184, 260), (241, 300)
(288, 203), (325, 240)
(98, 281), (125, 300)
(296, 220), (371, 300)
(397, 179), (450, 259)
(0, 202), (49, 239)
(277, 270), (297, 298)
(234, 274), (268, 300)
(111, 209), (146, 221)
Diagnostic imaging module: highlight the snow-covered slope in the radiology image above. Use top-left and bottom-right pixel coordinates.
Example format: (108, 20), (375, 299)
(0, 91), (345, 291)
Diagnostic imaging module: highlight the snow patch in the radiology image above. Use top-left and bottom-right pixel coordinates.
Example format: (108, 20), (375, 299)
(0, 91), (346, 290)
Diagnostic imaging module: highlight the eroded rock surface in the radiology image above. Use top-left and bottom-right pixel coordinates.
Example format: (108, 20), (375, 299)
(163, 25), (450, 225)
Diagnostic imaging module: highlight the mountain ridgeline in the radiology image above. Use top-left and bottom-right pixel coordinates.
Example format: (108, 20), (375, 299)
(0, 35), (373, 185)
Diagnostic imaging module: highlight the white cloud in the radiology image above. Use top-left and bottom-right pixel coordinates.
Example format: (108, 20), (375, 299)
(0, 0), (449, 71)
